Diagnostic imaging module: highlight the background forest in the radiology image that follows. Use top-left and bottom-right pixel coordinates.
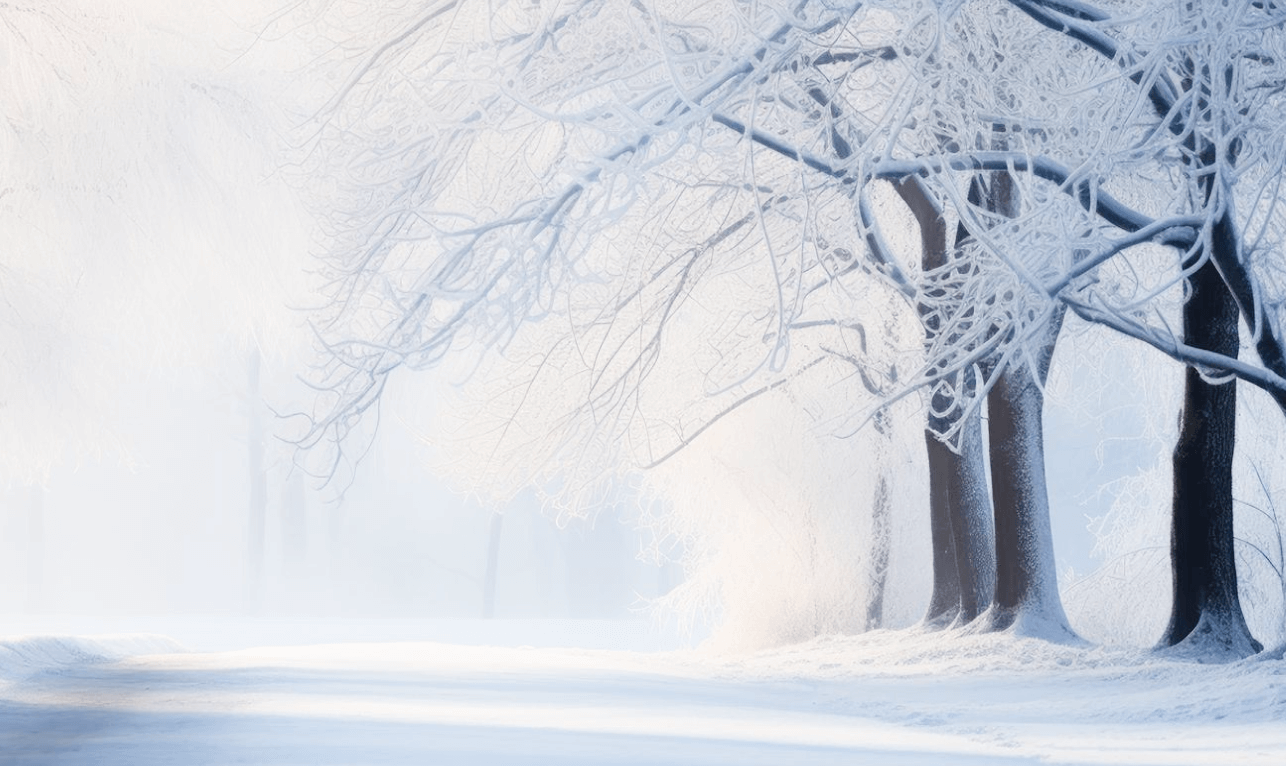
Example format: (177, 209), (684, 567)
(3, 0), (1286, 662)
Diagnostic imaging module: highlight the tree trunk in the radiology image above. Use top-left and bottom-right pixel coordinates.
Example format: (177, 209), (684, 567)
(948, 158), (1078, 640)
(923, 427), (995, 628)
(865, 473), (892, 630)
(947, 409), (994, 622)
(896, 177), (996, 628)
(281, 469), (308, 577)
(25, 486), (43, 613)
(246, 349), (267, 614)
(980, 318), (1076, 641)
(482, 510), (504, 619)
(922, 432), (962, 627)
(1159, 252), (1261, 659)
(327, 500), (346, 611)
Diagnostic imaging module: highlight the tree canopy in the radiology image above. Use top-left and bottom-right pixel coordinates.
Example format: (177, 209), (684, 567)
(289, 0), (1286, 654)
(304, 0), (1286, 474)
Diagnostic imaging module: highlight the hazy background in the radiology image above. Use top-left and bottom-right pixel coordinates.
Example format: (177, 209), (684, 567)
(2, 0), (1282, 651)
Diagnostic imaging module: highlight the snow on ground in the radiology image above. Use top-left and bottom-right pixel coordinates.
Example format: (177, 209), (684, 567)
(0, 617), (693, 654)
(1, 623), (1283, 765)
(0, 634), (185, 683)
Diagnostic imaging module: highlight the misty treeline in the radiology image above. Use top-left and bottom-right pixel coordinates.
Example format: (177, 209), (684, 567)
(4, 1), (1286, 657)
(0, 1), (666, 619)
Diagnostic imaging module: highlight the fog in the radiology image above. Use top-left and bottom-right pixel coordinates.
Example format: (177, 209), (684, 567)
(5, 5), (1286, 763)
(0, 0), (670, 638)
(0, 370), (673, 620)
(2, 0), (1283, 654)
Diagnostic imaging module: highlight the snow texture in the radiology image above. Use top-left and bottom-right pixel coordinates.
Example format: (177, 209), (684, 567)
(2, 624), (1283, 765)
(0, 634), (185, 683)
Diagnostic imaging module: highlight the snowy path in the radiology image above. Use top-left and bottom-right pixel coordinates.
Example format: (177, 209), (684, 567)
(1, 631), (1283, 765)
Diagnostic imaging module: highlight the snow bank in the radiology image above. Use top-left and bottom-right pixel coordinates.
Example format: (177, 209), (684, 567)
(0, 634), (186, 682)
(4, 628), (1281, 764)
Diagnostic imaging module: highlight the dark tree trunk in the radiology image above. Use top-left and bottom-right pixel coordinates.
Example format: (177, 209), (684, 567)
(922, 422), (995, 627)
(1159, 249), (1261, 659)
(968, 164), (1076, 640)
(947, 410), (994, 622)
(980, 314), (1075, 639)
(923, 433), (962, 626)
(482, 510), (504, 619)
(896, 178), (996, 628)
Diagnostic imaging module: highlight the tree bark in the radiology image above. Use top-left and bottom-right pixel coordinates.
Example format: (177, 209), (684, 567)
(947, 409), (994, 621)
(981, 317), (1076, 640)
(1159, 253), (1261, 659)
(896, 177), (996, 628)
(921, 422), (997, 627)
(865, 473), (892, 630)
(922, 433), (962, 626)
(973, 164), (1076, 640)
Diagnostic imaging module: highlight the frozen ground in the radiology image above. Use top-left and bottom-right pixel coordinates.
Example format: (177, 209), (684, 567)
(1, 621), (1284, 765)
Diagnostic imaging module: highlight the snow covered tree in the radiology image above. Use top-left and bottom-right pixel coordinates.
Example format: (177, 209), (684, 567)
(828, 0), (1286, 654)
(300, 0), (1286, 653)
(894, 177), (995, 629)
(988, 0), (1286, 658)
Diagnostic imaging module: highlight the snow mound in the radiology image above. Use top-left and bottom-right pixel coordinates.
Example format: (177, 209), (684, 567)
(718, 628), (1136, 677)
(0, 634), (187, 681)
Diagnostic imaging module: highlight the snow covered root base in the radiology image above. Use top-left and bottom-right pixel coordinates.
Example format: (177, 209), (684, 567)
(2, 627), (1284, 765)
(1156, 610), (1265, 664)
